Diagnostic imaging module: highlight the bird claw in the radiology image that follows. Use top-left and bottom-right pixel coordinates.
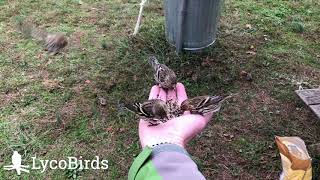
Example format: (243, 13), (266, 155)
(160, 118), (168, 123)
(148, 122), (160, 126)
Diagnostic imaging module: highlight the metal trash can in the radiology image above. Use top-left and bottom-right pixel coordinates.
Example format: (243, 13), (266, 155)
(164, 0), (222, 52)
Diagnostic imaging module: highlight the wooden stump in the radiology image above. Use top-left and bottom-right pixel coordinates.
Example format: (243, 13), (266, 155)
(295, 89), (320, 119)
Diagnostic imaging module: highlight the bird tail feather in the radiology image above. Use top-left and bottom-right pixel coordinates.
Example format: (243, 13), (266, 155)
(124, 102), (141, 113)
(123, 103), (136, 112)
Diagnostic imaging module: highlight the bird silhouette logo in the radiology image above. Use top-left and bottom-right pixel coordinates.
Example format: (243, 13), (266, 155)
(3, 151), (29, 175)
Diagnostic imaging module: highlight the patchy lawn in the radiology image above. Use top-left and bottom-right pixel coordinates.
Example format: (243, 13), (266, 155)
(0, 0), (319, 179)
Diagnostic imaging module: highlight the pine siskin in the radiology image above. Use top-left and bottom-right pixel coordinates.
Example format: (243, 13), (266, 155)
(180, 95), (229, 115)
(129, 99), (169, 126)
(149, 56), (177, 89)
(17, 19), (68, 54)
(44, 33), (68, 53)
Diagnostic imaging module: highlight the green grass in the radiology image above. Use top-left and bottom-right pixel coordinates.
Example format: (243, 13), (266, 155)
(0, 0), (320, 179)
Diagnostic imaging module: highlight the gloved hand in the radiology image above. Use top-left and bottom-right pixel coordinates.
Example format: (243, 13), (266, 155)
(139, 83), (213, 148)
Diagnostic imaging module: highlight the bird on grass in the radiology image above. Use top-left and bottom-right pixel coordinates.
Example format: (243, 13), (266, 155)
(180, 95), (233, 115)
(149, 56), (177, 89)
(16, 18), (68, 54)
(127, 99), (169, 126)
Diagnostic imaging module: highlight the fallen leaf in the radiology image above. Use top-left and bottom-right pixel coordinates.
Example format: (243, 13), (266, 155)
(245, 24), (252, 29)
(105, 127), (113, 132)
(133, 75), (138, 82)
(240, 70), (248, 76)
(263, 35), (270, 41)
(185, 70), (193, 76)
(223, 133), (234, 138)
(271, 153), (277, 158)
(201, 57), (211, 67)
(42, 79), (60, 90)
(36, 53), (43, 59)
(192, 74), (198, 81)
(240, 70), (253, 81)
(98, 97), (107, 106)
(246, 51), (257, 55)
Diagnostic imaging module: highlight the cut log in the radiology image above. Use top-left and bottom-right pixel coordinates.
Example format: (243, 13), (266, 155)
(295, 89), (320, 119)
(310, 104), (320, 119)
(296, 89), (320, 105)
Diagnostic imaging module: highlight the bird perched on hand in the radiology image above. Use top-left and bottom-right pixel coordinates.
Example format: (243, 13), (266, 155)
(180, 95), (231, 115)
(16, 18), (68, 54)
(127, 99), (169, 126)
(149, 56), (177, 89)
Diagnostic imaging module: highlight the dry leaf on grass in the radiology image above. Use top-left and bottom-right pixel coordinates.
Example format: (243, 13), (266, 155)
(246, 51), (257, 55)
(42, 79), (61, 90)
(240, 70), (253, 81)
(245, 24), (252, 29)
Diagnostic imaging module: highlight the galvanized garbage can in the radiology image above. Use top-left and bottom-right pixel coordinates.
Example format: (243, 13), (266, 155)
(164, 0), (222, 52)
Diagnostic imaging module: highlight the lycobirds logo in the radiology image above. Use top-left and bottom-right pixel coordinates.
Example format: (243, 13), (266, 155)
(3, 151), (29, 175)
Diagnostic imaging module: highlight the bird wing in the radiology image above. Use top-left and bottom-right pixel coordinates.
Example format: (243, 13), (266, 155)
(134, 101), (158, 118)
(191, 96), (223, 112)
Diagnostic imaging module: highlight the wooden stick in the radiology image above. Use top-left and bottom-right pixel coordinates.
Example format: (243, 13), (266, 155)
(133, 0), (147, 36)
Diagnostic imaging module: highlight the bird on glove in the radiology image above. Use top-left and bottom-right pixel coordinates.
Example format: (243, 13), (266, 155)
(180, 95), (233, 115)
(127, 99), (169, 126)
(17, 18), (68, 54)
(149, 56), (177, 90)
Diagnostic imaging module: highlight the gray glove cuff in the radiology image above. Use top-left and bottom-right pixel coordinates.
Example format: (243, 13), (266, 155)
(151, 143), (190, 157)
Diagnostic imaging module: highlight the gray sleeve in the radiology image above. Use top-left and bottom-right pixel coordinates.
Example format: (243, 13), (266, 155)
(151, 144), (206, 180)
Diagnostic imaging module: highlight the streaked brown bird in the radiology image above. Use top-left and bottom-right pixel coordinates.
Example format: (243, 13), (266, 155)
(149, 56), (177, 89)
(180, 95), (229, 115)
(17, 19), (68, 54)
(128, 99), (169, 126)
